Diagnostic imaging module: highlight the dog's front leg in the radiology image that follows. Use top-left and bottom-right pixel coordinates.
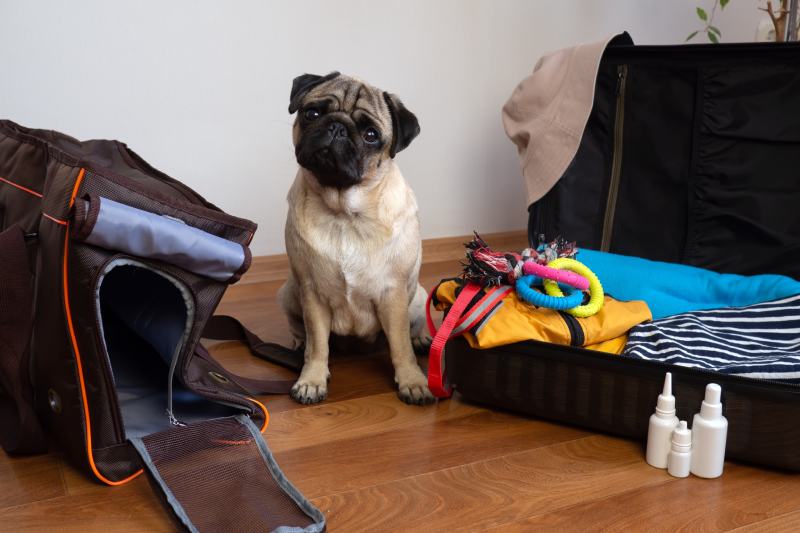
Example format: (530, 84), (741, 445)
(290, 286), (331, 404)
(378, 286), (435, 405)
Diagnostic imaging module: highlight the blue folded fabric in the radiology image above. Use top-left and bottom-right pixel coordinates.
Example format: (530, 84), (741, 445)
(579, 249), (800, 319)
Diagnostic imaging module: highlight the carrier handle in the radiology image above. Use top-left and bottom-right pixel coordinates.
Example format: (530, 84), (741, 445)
(0, 225), (47, 454)
(202, 315), (304, 372)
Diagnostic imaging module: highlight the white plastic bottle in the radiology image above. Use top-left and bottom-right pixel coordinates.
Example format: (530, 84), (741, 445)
(667, 420), (691, 478)
(690, 383), (728, 478)
(646, 372), (679, 468)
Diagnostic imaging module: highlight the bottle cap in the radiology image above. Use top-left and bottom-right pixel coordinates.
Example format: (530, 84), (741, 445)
(700, 383), (723, 419)
(655, 372), (675, 416)
(672, 420), (691, 448)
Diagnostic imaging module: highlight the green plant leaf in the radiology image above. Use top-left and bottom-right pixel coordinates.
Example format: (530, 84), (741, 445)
(720, 0), (729, 8)
(707, 30), (719, 43)
(697, 7), (708, 21)
(685, 30), (699, 41)
(709, 25), (722, 36)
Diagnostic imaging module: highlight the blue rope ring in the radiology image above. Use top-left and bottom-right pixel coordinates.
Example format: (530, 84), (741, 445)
(516, 274), (584, 310)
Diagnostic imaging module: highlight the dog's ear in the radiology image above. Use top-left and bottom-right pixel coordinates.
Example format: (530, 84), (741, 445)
(383, 92), (420, 158)
(288, 71), (340, 114)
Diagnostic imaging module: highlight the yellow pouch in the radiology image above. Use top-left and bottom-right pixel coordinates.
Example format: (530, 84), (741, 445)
(433, 280), (650, 355)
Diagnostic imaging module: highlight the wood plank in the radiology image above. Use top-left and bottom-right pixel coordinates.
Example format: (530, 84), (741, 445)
(309, 435), (673, 532)
(275, 409), (589, 499)
(266, 392), (484, 454)
(252, 356), (399, 414)
(729, 509), (800, 533)
(491, 462), (800, 532)
(0, 479), (172, 533)
(0, 452), (65, 509)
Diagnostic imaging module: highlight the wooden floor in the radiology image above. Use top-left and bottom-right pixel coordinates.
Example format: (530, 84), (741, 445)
(3, 259), (800, 532)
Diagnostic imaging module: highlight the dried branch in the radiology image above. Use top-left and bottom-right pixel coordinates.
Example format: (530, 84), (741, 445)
(759, 0), (789, 41)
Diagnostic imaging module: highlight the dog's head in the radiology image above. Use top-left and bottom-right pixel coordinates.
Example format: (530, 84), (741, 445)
(289, 72), (420, 189)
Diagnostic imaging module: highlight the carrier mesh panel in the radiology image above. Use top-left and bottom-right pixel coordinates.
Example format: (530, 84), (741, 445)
(134, 416), (324, 533)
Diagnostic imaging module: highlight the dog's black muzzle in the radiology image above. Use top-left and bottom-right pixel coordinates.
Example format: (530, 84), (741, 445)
(296, 119), (364, 189)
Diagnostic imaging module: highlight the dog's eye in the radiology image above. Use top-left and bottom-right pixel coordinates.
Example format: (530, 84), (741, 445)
(304, 108), (321, 120)
(363, 128), (380, 144)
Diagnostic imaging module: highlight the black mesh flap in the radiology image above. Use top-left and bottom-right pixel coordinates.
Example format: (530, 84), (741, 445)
(131, 415), (325, 533)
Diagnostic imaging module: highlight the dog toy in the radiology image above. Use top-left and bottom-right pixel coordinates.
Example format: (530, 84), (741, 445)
(461, 233), (604, 317)
(463, 234), (524, 287)
(515, 275), (584, 309)
(542, 257), (604, 318)
(463, 233), (584, 287)
(522, 261), (590, 291)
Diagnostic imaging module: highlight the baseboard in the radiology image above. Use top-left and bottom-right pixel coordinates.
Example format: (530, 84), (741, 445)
(239, 229), (528, 285)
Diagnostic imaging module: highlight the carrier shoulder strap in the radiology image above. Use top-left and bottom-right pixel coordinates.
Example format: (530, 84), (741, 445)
(199, 315), (304, 395)
(0, 225), (47, 454)
(203, 315), (304, 371)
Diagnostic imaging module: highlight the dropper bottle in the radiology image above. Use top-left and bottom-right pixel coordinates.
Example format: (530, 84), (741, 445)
(690, 383), (728, 478)
(667, 421), (691, 478)
(646, 372), (679, 468)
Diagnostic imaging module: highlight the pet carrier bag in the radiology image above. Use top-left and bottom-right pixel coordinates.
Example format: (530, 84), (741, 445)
(0, 120), (323, 532)
(430, 34), (800, 471)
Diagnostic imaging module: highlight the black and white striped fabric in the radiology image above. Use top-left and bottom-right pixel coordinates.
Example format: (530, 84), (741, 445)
(623, 294), (800, 382)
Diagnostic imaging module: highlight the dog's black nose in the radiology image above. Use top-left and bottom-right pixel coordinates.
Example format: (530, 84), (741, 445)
(328, 122), (348, 139)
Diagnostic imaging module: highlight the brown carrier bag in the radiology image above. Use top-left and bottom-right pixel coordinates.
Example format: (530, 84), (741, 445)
(0, 120), (324, 532)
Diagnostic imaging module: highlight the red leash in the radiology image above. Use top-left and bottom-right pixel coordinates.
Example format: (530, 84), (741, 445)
(427, 282), (514, 398)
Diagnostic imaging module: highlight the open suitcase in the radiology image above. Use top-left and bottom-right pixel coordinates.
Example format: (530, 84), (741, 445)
(440, 34), (800, 471)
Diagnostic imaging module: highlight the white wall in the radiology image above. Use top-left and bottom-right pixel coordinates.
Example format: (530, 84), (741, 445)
(0, 1), (763, 255)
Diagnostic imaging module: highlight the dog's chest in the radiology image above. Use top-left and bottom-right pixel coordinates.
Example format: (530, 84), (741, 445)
(311, 215), (396, 290)
(306, 215), (407, 335)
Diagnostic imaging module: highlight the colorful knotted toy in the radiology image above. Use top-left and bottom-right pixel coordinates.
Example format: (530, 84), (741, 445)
(463, 233), (604, 318)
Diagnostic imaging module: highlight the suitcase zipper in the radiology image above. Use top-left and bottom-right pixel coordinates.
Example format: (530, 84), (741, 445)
(600, 64), (628, 252)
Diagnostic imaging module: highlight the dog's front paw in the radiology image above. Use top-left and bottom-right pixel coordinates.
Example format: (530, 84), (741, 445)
(395, 366), (434, 405)
(291, 365), (329, 404)
(291, 378), (328, 404)
(398, 382), (434, 405)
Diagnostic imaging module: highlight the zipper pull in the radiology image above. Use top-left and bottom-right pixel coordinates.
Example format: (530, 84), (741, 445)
(167, 409), (186, 427)
(616, 65), (628, 96)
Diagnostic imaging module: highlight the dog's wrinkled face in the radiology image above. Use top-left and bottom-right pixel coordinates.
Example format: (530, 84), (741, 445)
(289, 72), (420, 189)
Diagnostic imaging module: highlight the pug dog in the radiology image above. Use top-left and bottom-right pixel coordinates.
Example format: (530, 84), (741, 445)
(278, 72), (434, 405)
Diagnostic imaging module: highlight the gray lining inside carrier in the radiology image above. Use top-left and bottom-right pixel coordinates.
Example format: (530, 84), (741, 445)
(95, 258), (242, 438)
